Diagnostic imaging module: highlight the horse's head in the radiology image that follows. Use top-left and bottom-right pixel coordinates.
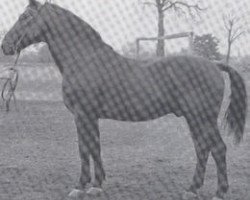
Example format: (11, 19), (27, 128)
(2, 0), (46, 55)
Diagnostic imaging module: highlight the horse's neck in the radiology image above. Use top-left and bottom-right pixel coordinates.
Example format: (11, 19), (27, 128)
(45, 32), (128, 74)
(44, 33), (96, 73)
(42, 11), (133, 75)
(45, 39), (64, 74)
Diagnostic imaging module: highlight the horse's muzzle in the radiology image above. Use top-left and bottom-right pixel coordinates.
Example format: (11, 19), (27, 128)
(1, 42), (16, 55)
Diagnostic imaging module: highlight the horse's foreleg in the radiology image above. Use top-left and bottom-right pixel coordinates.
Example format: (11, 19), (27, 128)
(75, 116), (92, 189)
(93, 138), (106, 188)
(87, 120), (105, 188)
(86, 134), (105, 195)
(75, 116), (105, 195)
(68, 116), (92, 198)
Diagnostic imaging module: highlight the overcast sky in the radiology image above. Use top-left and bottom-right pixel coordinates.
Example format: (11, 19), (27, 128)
(0, 0), (249, 56)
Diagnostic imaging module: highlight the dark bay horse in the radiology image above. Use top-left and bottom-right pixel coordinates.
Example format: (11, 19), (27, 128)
(1, 0), (247, 199)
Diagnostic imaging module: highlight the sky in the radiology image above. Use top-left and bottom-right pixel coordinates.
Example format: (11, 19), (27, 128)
(0, 0), (249, 56)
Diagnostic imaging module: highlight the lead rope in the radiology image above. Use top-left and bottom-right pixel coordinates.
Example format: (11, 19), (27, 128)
(14, 52), (21, 66)
(1, 52), (20, 111)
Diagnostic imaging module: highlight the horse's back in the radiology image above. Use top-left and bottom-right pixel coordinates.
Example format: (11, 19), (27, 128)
(131, 55), (225, 118)
(159, 55), (225, 118)
(99, 55), (225, 121)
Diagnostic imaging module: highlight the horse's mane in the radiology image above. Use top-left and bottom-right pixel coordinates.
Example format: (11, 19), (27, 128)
(46, 2), (105, 46)
(44, 2), (126, 64)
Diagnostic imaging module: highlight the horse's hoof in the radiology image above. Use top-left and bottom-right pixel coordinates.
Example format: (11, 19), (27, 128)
(182, 190), (199, 200)
(86, 187), (103, 196)
(68, 189), (85, 198)
(212, 197), (224, 200)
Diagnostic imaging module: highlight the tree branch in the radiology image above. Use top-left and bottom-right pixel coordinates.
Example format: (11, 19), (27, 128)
(161, 1), (174, 11)
(142, 1), (158, 7)
(224, 13), (245, 44)
(161, 1), (206, 21)
(174, 1), (205, 10)
(231, 30), (245, 42)
(223, 15), (230, 30)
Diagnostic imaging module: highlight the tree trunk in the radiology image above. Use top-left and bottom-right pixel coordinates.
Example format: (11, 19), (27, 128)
(226, 28), (232, 64)
(156, 9), (165, 57)
(226, 42), (231, 64)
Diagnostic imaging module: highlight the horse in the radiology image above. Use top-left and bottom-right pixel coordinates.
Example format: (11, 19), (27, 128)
(1, 0), (247, 199)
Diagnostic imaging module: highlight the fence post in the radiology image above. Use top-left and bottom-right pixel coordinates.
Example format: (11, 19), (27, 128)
(136, 39), (140, 58)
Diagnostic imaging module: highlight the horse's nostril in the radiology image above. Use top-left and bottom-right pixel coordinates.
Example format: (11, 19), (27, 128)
(1, 42), (15, 55)
(1, 43), (6, 50)
(1, 44), (6, 53)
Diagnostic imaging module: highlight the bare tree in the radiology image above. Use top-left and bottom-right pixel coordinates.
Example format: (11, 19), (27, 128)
(141, 0), (204, 57)
(223, 14), (245, 64)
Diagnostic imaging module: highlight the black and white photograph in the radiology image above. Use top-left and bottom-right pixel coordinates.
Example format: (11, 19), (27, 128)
(0, 0), (249, 199)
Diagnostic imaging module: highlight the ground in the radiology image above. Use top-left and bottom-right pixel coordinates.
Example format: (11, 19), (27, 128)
(0, 64), (249, 200)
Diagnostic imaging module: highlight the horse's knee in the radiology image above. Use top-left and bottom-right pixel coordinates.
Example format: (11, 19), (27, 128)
(211, 141), (227, 157)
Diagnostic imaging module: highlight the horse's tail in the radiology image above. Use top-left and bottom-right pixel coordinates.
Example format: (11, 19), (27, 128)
(217, 63), (247, 144)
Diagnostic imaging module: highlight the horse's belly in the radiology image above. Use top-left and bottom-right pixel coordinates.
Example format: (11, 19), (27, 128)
(99, 94), (175, 121)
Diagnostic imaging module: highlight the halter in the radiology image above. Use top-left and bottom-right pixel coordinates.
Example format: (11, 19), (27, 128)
(14, 3), (46, 55)
(1, 2), (47, 110)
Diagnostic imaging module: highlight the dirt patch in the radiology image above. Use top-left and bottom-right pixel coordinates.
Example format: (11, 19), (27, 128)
(0, 100), (249, 200)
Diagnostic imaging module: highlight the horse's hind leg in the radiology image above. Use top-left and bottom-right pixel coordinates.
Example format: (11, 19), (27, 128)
(186, 116), (228, 200)
(185, 118), (212, 196)
(189, 141), (210, 194)
(210, 127), (228, 199)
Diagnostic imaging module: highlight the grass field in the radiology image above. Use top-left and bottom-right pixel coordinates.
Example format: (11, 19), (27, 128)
(0, 64), (249, 200)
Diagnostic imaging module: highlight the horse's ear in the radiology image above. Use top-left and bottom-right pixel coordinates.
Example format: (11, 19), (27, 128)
(29, 0), (42, 10)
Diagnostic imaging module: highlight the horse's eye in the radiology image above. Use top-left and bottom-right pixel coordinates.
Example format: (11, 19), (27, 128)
(19, 14), (29, 21)
(19, 10), (34, 21)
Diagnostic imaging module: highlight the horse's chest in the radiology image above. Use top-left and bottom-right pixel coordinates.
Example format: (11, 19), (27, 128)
(61, 77), (100, 113)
